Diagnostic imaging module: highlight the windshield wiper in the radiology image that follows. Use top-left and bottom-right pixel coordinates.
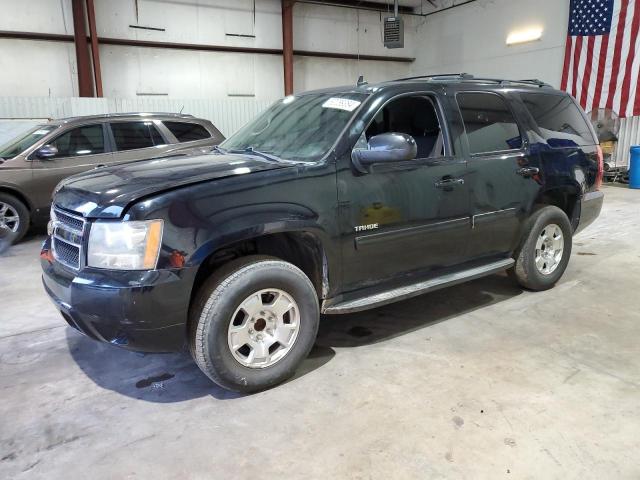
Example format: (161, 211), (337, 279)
(212, 145), (227, 154)
(227, 146), (283, 163)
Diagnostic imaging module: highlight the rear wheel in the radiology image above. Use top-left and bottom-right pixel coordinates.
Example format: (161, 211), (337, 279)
(0, 193), (29, 244)
(511, 206), (572, 291)
(190, 256), (319, 393)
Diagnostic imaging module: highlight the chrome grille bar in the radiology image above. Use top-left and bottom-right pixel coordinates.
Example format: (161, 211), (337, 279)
(51, 207), (86, 270)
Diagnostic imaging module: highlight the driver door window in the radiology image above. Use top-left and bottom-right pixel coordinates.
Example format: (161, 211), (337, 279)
(365, 96), (445, 159)
(50, 124), (105, 158)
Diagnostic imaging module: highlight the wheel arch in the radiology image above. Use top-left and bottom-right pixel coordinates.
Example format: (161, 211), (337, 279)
(0, 185), (33, 211)
(189, 228), (332, 309)
(535, 186), (580, 231)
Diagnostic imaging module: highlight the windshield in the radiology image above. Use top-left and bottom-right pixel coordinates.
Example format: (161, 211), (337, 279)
(0, 125), (58, 158)
(220, 92), (368, 162)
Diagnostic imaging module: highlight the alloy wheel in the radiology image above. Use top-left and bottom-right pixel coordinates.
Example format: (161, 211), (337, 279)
(227, 288), (300, 368)
(0, 202), (20, 233)
(534, 223), (564, 275)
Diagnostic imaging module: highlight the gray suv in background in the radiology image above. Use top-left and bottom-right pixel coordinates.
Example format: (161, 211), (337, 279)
(0, 113), (224, 242)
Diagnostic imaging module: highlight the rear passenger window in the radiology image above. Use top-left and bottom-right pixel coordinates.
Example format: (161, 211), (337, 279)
(164, 121), (211, 142)
(110, 122), (165, 151)
(457, 93), (522, 154)
(520, 93), (595, 148)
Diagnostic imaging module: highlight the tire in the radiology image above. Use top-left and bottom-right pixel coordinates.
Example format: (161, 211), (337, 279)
(511, 206), (573, 291)
(0, 192), (30, 244)
(190, 255), (320, 393)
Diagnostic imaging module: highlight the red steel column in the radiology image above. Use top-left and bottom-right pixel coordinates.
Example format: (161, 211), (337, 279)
(85, 0), (103, 97)
(72, 0), (93, 97)
(282, 0), (294, 96)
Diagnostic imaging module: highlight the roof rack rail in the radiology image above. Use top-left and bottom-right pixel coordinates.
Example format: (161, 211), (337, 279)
(390, 74), (552, 88)
(391, 73), (475, 82)
(103, 112), (196, 118)
(493, 78), (553, 88)
(465, 77), (553, 87)
(58, 112), (196, 122)
(514, 79), (553, 87)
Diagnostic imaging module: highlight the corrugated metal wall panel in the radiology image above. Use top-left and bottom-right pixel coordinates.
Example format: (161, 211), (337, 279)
(0, 96), (276, 137)
(614, 116), (640, 168)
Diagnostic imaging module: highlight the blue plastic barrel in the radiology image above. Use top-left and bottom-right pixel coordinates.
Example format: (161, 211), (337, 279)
(630, 146), (640, 189)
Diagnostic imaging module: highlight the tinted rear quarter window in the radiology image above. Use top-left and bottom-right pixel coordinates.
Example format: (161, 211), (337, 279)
(457, 92), (522, 154)
(111, 122), (165, 151)
(164, 121), (211, 142)
(520, 93), (595, 147)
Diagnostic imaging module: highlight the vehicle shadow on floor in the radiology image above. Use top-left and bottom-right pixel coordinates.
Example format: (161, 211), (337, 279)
(66, 272), (521, 403)
(316, 272), (523, 348)
(65, 330), (335, 402)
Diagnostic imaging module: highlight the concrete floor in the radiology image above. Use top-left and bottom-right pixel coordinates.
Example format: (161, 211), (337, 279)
(1, 184), (639, 479)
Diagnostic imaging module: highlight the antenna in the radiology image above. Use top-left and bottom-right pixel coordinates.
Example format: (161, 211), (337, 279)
(357, 75), (367, 87)
(179, 105), (184, 114)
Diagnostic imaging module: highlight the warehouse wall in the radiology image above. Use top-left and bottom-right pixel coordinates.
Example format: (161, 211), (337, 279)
(411, 0), (569, 87)
(0, 96), (272, 139)
(0, 0), (415, 100)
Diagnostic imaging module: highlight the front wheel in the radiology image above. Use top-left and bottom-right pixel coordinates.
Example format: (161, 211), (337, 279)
(511, 206), (573, 291)
(0, 193), (30, 244)
(190, 256), (320, 393)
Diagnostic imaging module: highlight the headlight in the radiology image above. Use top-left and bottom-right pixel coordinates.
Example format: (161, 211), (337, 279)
(47, 206), (55, 236)
(87, 220), (163, 270)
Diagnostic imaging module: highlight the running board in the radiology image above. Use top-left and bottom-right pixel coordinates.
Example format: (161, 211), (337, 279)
(322, 258), (515, 314)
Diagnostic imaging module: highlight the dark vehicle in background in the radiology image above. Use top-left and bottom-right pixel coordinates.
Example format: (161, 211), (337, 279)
(0, 113), (224, 242)
(41, 74), (603, 392)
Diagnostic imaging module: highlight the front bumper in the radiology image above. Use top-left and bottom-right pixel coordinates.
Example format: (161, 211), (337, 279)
(575, 190), (604, 234)
(41, 237), (197, 352)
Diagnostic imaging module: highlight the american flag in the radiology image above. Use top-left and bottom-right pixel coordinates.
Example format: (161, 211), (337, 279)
(561, 0), (640, 118)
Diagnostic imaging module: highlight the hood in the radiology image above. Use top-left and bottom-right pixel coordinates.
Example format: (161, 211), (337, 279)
(54, 153), (290, 218)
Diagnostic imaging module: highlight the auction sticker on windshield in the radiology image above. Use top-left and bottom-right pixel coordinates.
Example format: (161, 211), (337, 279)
(322, 98), (361, 112)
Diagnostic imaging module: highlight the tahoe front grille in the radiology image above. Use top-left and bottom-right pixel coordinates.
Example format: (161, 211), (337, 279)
(51, 207), (86, 270)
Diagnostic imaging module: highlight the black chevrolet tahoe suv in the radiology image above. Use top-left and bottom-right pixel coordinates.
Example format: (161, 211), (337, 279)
(41, 74), (604, 392)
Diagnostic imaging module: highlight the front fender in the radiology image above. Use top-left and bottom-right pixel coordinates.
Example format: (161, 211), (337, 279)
(130, 199), (336, 281)
(0, 182), (34, 211)
(149, 201), (337, 298)
(124, 162), (340, 294)
(185, 202), (329, 266)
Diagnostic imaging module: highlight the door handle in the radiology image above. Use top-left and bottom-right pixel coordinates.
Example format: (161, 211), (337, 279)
(435, 177), (465, 188)
(517, 166), (540, 177)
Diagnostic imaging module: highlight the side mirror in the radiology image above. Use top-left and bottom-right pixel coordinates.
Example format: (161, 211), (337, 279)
(351, 133), (417, 173)
(36, 145), (58, 159)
